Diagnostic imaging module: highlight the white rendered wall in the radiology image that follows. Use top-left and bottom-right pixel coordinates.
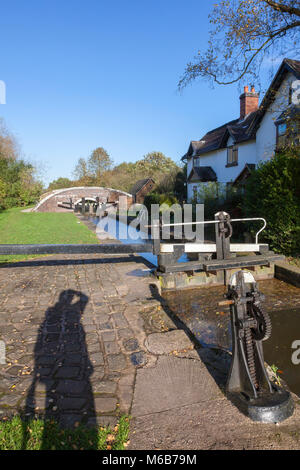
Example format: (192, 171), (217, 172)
(187, 140), (257, 200)
(256, 72), (295, 162)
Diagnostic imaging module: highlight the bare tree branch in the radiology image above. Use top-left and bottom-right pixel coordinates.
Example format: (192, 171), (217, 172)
(263, 0), (300, 17)
(178, 0), (300, 89)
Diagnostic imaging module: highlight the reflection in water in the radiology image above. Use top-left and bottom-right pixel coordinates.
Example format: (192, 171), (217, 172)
(90, 215), (189, 266)
(163, 286), (231, 351)
(163, 279), (300, 397)
(264, 309), (300, 397)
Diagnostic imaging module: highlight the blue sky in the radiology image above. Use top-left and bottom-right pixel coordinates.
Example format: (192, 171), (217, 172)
(0, 0), (287, 186)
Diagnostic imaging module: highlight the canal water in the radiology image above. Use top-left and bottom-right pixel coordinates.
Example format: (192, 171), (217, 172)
(90, 215), (300, 397)
(90, 214), (188, 266)
(163, 280), (300, 397)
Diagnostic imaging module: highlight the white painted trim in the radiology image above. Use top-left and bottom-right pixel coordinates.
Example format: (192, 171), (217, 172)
(160, 243), (267, 253)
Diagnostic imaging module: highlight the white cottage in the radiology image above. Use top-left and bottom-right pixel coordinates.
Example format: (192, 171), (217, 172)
(182, 58), (300, 201)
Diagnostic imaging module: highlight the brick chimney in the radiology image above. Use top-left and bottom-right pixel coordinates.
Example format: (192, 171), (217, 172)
(239, 85), (259, 119)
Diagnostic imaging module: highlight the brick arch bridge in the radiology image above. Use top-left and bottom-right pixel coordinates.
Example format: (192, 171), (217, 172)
(33, 186), (133, 212)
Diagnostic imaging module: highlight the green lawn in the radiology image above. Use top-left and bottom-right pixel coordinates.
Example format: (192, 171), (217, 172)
(0, 415), (130, 450)
(0, 207), (99, 264)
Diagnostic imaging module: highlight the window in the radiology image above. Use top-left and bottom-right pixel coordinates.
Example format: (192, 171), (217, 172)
(276, 119), (300, 149)
(193, 157), (200, 167)
(227, 146), (238, 166)
(276, 122), (287, 148)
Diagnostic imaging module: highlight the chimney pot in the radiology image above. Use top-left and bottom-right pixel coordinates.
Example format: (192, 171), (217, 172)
(244, 86), (249, 93)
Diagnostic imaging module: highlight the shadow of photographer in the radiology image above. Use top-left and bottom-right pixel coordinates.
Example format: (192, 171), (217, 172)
(22, 289), (97, 449)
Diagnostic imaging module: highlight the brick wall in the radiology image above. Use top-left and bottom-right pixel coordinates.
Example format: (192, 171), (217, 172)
(34, 187), (133, 212)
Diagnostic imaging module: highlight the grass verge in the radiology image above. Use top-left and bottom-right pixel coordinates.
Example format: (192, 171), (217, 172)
(0, 415), (130, 450)
(0, 207), (99, 264)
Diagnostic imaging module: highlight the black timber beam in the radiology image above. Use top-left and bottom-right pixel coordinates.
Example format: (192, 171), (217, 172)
(0, 243), (153, 255)
(203, 254), (285, 272)
(158, 260), (204, 273)
(158, 254), (285, 273)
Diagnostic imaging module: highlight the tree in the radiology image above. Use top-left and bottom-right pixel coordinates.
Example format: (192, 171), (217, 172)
(0, 155), (43, 210)
(0, 118), (19, 160)
(87, 147), (113, 180)
(47, 177), (74, 191)
(242, 146), (300, 255)
(133, 152), (179, 186)
(71, 148), (180, 194)
(174, 164), (187, 201)
(73, 157), (89, 181)
(179, 0), (300, 89)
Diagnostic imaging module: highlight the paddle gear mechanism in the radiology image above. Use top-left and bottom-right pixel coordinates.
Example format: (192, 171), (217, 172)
(224, 270), (294, 422)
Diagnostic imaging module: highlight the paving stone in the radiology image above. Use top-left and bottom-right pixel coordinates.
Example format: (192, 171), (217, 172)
(124, 338), (139, 352)
(145, 330), (194, 355)
(55, 366), (80, 379)
(98, 322), (113, 330)
(117, 328), (135, 340)
(90, 352), (104, 365)
(103, 341), (120, 355)
(36, 367), (52, 377)
(115, 285), (129, 297)
(21, 394), (46, 410)
(91, 366), (105, 381)
(59, 397), (87, 411)
(94, 397), (117, 413)
(64, 353), (85, 364)
(64, 342), (81, 353)
(56, 380), (87, 395)
(131, 356), (222, 417)
(118, 386), (133, 414)
(107, 354), (127, 371)
(94, 314), (110, 324)
(45, 333), (60, 343)
(5, 365), (23, 376)
(87, 342), (101, 354)
(130, 351), (147, 367)
(0, 394), (20, 407)
(83, 324), (96, 333)
(34, 380), (54, 394)
(112, 313), (129, 329)
(33, 355), (57, 366)
(93, 381), (117, 394)
(101, 331), (116, 342)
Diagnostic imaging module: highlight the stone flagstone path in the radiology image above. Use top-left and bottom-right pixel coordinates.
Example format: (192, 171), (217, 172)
(1, 251), (300, 449)
(0, 253), (157, 428)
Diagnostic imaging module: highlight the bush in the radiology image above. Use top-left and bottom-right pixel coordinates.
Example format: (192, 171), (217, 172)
(242, 148), (300, 256)
(0, 156), (43, 210)
(143, 192), (179, 213)
(195, 182), (243, 241)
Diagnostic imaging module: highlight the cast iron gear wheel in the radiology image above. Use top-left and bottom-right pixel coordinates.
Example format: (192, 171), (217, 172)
(249, 304), (272, 341)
